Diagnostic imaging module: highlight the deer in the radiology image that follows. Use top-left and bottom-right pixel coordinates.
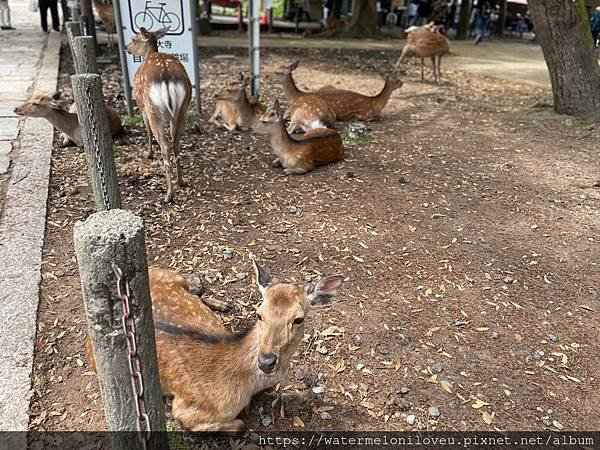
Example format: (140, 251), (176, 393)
(86, 259), (343, 431)
(253, 100), (344, 175)
(210, 72), (265, 131)
(279, 60), (305, 102)
(394, 22), (450, 85)
(289, 74), (403, 124)
(93, 0), (116, 49)
(125, 27), (192, 203)
(14, 92), (122, 147)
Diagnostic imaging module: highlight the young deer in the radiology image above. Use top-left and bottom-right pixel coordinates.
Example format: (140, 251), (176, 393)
(14, 92), (122, 147)
(93, 0), (116, 49)
(86, 259), (343, 432)
(125, 27), (192, 203)
(394, 23), (449, 84)
(313, 74), (404, 122)
(280, 60), (305, 102)
(253, 100), (344, 175)
(210, 73), (265, 131)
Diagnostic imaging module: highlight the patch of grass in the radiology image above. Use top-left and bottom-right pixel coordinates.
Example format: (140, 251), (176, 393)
(113, 145), (126, 158)
(166, 420), (191, 450)
(122, 114), (143, 126)
(341, 131), (373, 146)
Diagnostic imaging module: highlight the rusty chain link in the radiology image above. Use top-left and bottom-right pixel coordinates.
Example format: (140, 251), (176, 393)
(84, 83), (111, 210)
(112, 262), (151, 449)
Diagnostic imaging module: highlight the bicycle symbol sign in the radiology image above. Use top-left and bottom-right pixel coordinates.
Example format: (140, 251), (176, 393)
(129, 0), (185, 35)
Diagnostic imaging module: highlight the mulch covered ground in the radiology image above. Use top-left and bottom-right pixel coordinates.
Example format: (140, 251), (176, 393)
(28, 41), (600, 441)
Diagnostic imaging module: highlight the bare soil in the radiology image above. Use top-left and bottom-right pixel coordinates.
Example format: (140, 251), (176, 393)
(29, 43), (600, 438)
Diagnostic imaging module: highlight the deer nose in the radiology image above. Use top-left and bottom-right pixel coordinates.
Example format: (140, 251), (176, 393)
(258, 353), (278, 374)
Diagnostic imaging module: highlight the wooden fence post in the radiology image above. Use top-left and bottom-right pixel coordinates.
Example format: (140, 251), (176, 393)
(66, 21), (81, 60)
(73, 209), (169, 450)
(71, 73), (122, 210)
(72, 35), (98, 74)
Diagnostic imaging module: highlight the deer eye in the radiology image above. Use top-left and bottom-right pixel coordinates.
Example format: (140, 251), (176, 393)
(293, 317), (304, 325)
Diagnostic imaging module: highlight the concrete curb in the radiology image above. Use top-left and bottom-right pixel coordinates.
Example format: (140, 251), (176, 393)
(0, 32), (61, 432)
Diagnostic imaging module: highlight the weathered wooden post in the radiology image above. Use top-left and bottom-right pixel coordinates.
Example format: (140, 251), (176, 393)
(72, 36), (98, 74)
(74, 209), (169, 450)
(66, 21), (81, 59)
(71, 74), (122, 210)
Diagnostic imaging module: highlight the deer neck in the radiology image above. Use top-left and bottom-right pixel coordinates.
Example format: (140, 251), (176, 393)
(372, 80), (396, 114)
(237, 91), (255, 119)
(45, 108), (81, 145)
(283, 73), (302, 101)
(141, 44), (159, 58)
(269, 120), (296, 156)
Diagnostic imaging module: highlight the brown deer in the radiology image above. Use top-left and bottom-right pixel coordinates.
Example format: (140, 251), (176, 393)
(279, 60), (305, 102)
(290, 74), (403, 123)
(14, 92), (122, 147)
(253, 100), (344, 175)
(125, 27), (192, 203)
(285, 94), (337, 134)
(394, 23), (449, 84)
(93, 0), (116, 49)
(210, 73), (265, 131)
(87, 259), (343, 431)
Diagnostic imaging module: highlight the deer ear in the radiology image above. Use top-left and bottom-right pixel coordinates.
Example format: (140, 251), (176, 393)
(52, 91), (61, 100)
(139, 27), (149, 41)
(155, 27), (169, 40)
(305, 276), (343, 308)
(252, 258), (272, 296)
(288, 61), (299, 72)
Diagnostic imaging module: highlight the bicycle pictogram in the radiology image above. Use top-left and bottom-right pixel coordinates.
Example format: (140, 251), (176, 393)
(134, 1), (182, 34)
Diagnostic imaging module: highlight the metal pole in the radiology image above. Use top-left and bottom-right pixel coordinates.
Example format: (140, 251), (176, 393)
(248, 0), (260, 99)
(113, 0), (134, 116)
(190, 0), (202, 113)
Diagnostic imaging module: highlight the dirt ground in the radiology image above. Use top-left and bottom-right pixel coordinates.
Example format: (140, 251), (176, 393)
(28, 43), (600, 440)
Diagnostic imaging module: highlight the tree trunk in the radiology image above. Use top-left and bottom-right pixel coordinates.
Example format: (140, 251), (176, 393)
(529, 0), (600, 120)
(495, 0), (506, 35)
(345, 0), (377, 37)
(456, 0), (471, 40)
(331, 0), (343, 19)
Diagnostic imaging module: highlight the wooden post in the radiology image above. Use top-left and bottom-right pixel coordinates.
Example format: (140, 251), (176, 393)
(73, 209), (169, 450)
(72, 36), (98, 75)
(66, 21), (82, 60)
(79, 0), (97, 40)
(71, 74), (122, 210)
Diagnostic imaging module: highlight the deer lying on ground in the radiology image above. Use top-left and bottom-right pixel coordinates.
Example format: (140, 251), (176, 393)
(288, 74), (403, 124)
(394, 22), (449, 84)
(125, 27), (192, 203)
(93, 0), (116, 49)
(14, 92), (122, 147)
(280, 60), (306, 102)
(210, 73), (265, 131)
(253, 100), (344, 174)
(87, 259), (343, 431)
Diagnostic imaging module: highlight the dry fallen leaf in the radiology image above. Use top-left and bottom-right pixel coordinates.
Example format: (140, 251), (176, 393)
(292, 416), (305, 428)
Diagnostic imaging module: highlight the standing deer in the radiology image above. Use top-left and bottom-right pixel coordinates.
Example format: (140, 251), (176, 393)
(394, 23), (449, 84)
(14, 92), (122, 147)
(87, 259), (343, 431)
(93, 0), (116, 49)
(289, 74), (403, 124)
(253, 100), (344, 175)
(210, 73), (265, 131)
(125, 27), (192, 203)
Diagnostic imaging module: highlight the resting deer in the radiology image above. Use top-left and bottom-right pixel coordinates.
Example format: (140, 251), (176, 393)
(93, 0), (116, 49)
(14, 92), (122, 147)
(210, 73), (265, 131)
(394, 22), (449, 84)
(291, 74), (403, 123)
(87, 259), (343, 431)
(253, 100), (344, 175)
(280, 60), (305, 102)
(125, 27), (192, 203)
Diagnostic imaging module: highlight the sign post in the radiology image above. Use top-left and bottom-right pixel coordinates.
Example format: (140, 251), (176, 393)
(114, 0), (201, 115)
(248, 0), (260, 99)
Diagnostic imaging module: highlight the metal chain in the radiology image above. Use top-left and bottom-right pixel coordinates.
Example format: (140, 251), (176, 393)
(84, 83), (111, 210)
(112, 262), (151, 449)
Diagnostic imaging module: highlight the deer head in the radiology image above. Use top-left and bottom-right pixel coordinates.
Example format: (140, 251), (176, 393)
(251, 258), (343, 375)
(14, 93), (69, 117)
(252, 100), (284, 134)
(124, 27), (169, 57)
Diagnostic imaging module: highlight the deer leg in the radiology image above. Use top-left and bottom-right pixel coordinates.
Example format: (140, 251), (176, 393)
(430, 57), (436, 81)
(141, 110), (154, 159)
(393, 46), (410, 72)
(283, 167), (309, 175)
(151, 122), (174, 202)
(172, 106), (187, 187)
(420, 57), (425, 80)
(287, 121), (299, 134)
(191, 420), (246, 432)
(436, 56), (443, 84)
(209, 107), (222, 127)
(272, 158), (282, 168)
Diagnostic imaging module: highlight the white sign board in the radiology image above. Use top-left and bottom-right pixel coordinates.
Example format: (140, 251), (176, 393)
(118, 0), (198, 96)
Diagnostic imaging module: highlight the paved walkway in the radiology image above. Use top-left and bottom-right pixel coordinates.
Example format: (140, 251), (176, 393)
(195, 34), (550, 89)
(0, 0), (60, 434)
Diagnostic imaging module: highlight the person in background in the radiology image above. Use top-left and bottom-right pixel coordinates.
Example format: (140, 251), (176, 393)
(39, 0), (60, 32)
(590, 6), (600, 45)
(407, 0), (418, 26)
(429, 0), (449, 29)
(0, 0), (15, 30)
(417, 0), (430, 25)
(471, 0), (494, 44)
